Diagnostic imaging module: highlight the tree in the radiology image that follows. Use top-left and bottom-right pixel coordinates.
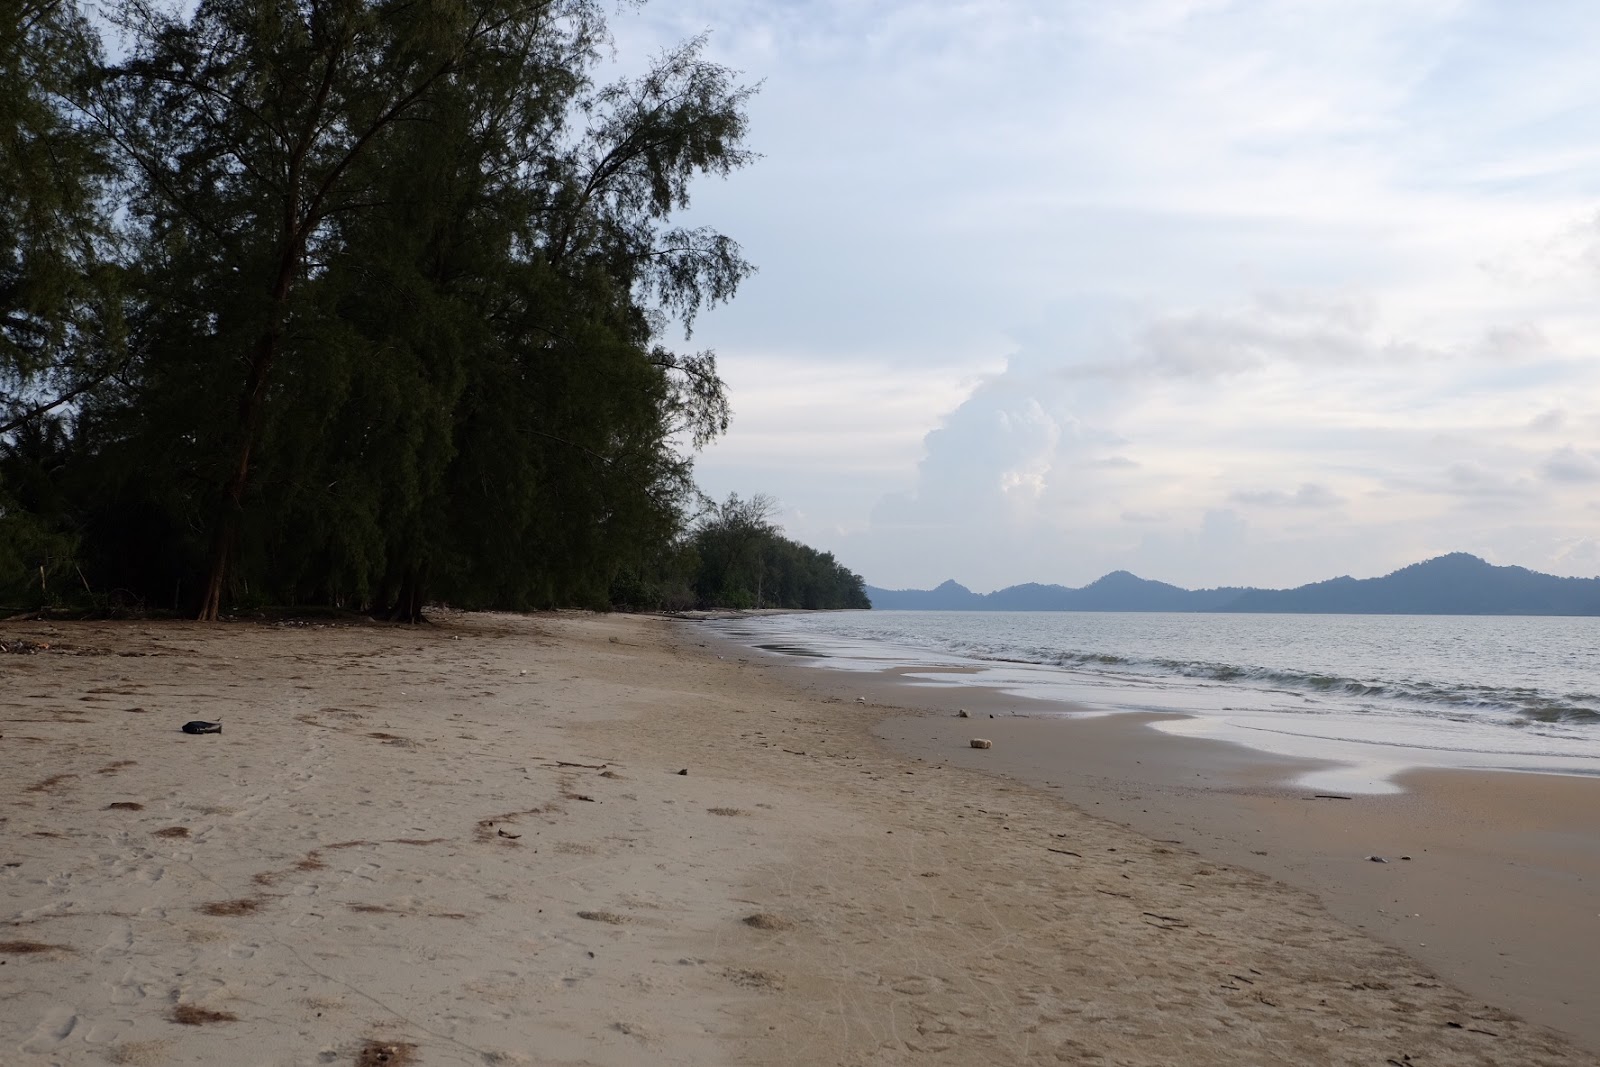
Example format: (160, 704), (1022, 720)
(83, 1), (753, 619)
(0, 0), (123, 439)
(691, 492), (777, 607)
(0, 2), (877, 622)
(675, 493), (868, 611)
(104, 0), (610, 618)
(0, 414), (79, 606)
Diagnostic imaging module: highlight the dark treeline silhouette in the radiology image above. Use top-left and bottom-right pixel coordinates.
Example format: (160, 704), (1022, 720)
(1, 0), (866, 619)
(613, 494), (870, 612)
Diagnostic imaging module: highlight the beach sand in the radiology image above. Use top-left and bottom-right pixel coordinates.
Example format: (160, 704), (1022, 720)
(2, 612), (1593, 1065)
(869, 710), (1600, 1053)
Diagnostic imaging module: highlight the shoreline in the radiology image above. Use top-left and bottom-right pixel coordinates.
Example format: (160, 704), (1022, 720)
(705, 629), (1600, 1054)
(3, 613), (1594, 1064)
(701, 611), (1600, 792)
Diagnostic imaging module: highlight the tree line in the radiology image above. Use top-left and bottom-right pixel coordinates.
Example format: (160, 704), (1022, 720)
(1, 0), (868, 618)
(614, 494), (870, 612)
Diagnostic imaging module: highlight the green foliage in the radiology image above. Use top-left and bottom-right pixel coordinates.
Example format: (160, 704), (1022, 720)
(0, 417), (80, 607)
(0, 0), (124, 437)
(0, 1), (872, 619)
(616, 494), (869, 612)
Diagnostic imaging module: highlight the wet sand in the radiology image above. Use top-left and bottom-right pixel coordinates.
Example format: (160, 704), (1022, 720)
(733, 641), (1600, 1054)
(875, 710), (1600, 1052)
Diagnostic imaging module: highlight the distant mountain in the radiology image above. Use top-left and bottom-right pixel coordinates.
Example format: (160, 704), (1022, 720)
(1221, 553), (1600, 615)
(862, 579), (987, 610)
(864, 554), (1600, 616)
(865, 571), (1250, 612)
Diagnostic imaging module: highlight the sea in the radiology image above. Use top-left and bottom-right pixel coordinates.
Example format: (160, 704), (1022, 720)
(704, 610), (1600, 793)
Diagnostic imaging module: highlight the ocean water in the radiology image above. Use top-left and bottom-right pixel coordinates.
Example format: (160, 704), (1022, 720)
(706, 610), (1600, 793)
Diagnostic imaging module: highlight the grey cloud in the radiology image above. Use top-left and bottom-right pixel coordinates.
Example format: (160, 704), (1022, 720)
(1379, 463), (1542, 505)
(1476, 323), (1550, 362)
(1543, 446), (1600, 484)
(1582, 210), (1600, 276)
(1250, 290), (1377, 332)
(1230, 483), (1344, 508)
(1065, 295), (1551, 385)
(1140, 309), (1364, 377)
(1071, 291), (1432, 382)
(1443, 463), (1539, 500)
(1527, 407), (1567, 431)
(1553, 537), (1600, 572)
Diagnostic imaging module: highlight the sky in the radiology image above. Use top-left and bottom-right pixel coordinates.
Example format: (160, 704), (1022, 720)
(608, 0), (1600, 592)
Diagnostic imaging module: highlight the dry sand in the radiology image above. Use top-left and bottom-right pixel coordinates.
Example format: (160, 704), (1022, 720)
(1, 612), (1593, 1065)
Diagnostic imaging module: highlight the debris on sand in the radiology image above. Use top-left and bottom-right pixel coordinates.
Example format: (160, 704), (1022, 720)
(169, 1004), (238, 1025)
(355, 1041), (417, 1066)
(0, 940), (69, 955)
(724, 967), (785, 991)
(198, 898), (262, 916)
(577, 910), (628, 925)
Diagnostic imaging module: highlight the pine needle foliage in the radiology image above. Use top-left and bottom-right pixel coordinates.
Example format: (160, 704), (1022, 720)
(0, 0), (872, 618)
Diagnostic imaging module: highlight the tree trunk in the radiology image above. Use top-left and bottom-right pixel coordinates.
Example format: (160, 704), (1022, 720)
(198, 240), (301, 621)
(388, 564), (428, 624)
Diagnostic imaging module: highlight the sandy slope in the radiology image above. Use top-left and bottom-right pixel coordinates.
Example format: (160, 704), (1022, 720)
(0, 612), (1588, 1065)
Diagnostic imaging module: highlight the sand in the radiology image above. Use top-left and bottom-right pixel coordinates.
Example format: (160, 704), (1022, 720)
(868, 709), (1600, 1052)
(1, 612), (1593, 1065)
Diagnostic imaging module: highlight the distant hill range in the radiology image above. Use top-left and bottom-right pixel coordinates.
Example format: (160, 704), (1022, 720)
(865, 553), (1600, 616)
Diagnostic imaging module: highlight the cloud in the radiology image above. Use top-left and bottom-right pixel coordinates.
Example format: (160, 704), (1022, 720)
(1135, 293), (1380, 378)
(1543, 446), (1600, 484)
(1442, 462), (1539, 501)
(1553, 537), (1600, 572)
(1527, 407), (1567, 431)
(613, 0), (1600, 588)
(699, 351), (998, 474)
(1231, 483), (1344, 509)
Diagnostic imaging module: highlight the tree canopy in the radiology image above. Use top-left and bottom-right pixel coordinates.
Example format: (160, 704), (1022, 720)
(612, 494), (870, 612)
(0, 0), (869, 619)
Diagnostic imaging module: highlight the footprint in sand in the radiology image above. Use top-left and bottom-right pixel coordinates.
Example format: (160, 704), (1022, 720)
(96, 923), (134, 963)
(109, 966), (152, 1006)
(21, 1005), (80, 1053)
